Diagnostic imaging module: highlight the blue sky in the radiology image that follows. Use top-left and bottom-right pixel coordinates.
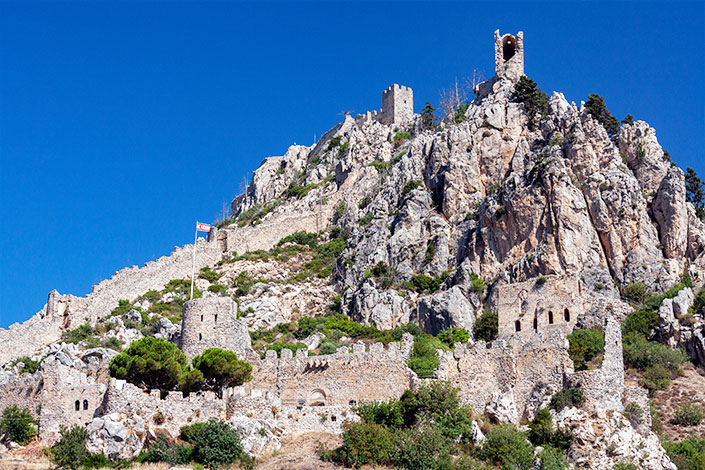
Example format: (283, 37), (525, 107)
(1, 1), (703, 328)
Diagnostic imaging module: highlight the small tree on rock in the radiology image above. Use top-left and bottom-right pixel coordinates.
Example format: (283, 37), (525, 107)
(420, 101), (436, 130)
(585, 93), (620, 137)
(109, 337), (201, 391)
(192, 348), (253, 398)
(49, 425), (89, 470)
(685, 168), (705, 220)
(0, 406), (37, 444)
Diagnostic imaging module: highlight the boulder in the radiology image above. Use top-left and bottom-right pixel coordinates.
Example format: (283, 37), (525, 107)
(416, 286), (475, 336)
(86, 413), (145, 461)
(125, 309), (142, 323)
(227, 416), (281, 457)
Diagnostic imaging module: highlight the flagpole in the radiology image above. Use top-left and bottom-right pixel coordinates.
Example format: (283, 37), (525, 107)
(190, 222), (198, 300)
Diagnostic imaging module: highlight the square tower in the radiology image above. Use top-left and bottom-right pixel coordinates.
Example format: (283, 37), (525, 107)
(379, 84), (413, 126)
(494, 30), (524, 81)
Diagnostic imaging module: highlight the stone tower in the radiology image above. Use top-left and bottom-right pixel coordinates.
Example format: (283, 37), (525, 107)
(494, 30), (524, 81)
(379, 84), (413, 126)
(179, 297), (252, 359)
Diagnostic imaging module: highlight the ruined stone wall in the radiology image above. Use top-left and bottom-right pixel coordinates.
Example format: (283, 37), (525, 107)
(436, 331), (573, 421)
(566, 316), (624, 412)
(494, 30), (524, 81)
(179, 298), (253, 359)
(0, 239), (223, 366)
(0, 371), (43, 419)
(490, 275), (582, 338)
(249, 335), (414, 407)
(101, 379), (228, 438)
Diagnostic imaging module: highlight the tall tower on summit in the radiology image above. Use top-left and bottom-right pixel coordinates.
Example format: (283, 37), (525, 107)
(494, 30), (524, 81)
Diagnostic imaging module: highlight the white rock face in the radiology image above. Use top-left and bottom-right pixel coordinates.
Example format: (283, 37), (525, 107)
(227, 416), (281, 457)
(555, 407), (677, 470)
(416, 286), (476, 336)
(485, 389), (519, 423)
(86, 413), (145, 461)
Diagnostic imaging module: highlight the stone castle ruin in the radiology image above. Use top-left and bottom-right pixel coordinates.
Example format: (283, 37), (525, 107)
(1, 29), (702, 469)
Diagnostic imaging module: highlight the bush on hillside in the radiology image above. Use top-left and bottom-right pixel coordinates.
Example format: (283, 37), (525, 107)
(49, 425), (89, 470)
(392, 425), (453, 470)
(567, 328), (605, 371)
(437, 327), (470, 347)
(334, 421), (395, 468)
(664, 436), (705, 470)
(511, 76), (549, 126)
(527, 408), (572, 450)
(138, 435), (193, 466)
(180, 419), (245, 469)
(473, 310), (498, 342)
(407, 334), (446, 376)
(0, 406), (37, 444)
(673, 401), (704, 426)
(477, 424), (535, 470)
(549, 387), (585, 412)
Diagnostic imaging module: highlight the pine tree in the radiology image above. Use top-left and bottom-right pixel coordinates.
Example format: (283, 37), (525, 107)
(420, 101), (436, 129)
(685, 168), (705, 220)
(622, 114), (635, 125)
(585, 94), (620, 137)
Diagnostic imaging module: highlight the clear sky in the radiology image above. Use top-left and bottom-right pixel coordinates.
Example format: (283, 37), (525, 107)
(1, 1), (703, 328)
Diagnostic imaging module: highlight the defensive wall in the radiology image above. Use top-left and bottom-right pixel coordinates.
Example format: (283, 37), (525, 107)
(436, 330), (574, 421)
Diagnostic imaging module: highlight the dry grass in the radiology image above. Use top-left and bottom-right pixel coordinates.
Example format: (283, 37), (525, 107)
(652, 363), (705, 440)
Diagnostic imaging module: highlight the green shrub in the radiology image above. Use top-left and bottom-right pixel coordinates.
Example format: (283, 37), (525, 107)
(139, 435), (193, 465)
(49, 425), (89, 470)
(109, 336), (199, 391)
(62, 324), (94, 344)
(585, 93), (620, 137)
(392, 425), (453, 470)
(319, 339), (338, 355)
(358, 212), (374, 226)
(691, 287), (705, 316)
(355, 399), (404, 428)
(613, 461), (639, 470)
(624, 282), (649, 304)
(535, 275), (547, 285)
(234, 271), (255, 297)
(511, 76), (548, 126)
(664, 436), (705, 470)
(624, 402), (644, 428)
(415, 381), (473, 441)
(527, 408), (572, 450)
(11, 356), (40, 374)
(567, 328), (605, 371)
(278, 231), (318, 249)
(335, 421), (395, 468)
(437, 328), (469, 347)
(402, 180), (422, 195)
(407, 334), (447, 376)
(469, 273), (486, 295)
(673, 401), (704, 426)
(327, 136), (342, 151)
(536, 446), (569, 470)
(207, 284), (228, 296)
(641, 364), (672, 393)
(407, 274), (443, 294)
(370, 160), (391, 173)
(549, 388), (585, 412)
(285, 182), (317, 199)
(0, 406), (37, 444)
(198, 266), (221, 283)
(477, 423), (535, 470)
(473, 310), (498, 342)
(454, 103), (469, 124)
(180, 419), (244, 469)
(393, 131), (412, 145)
(192, 348), (253, 398)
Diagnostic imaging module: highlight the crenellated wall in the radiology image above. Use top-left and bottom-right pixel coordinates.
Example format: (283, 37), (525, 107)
(436, 330), (573, 421)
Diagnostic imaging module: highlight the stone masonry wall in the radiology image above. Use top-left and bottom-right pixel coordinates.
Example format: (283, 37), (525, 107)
(436, 331), (573, 421)
(0, 239), (222, 366)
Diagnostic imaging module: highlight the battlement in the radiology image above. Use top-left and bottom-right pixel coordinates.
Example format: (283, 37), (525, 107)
(379, 83), (413, 126)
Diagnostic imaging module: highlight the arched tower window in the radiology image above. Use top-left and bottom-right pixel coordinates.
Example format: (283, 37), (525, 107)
(548, 311), (554, 324)
(514, 320), (521, 332)
(502, 35), (516, 61)
(200, 315), (203, 322)
(83, 400), (88, 410)
(74, 400), (80, 411)
(564, 309), (570, 322)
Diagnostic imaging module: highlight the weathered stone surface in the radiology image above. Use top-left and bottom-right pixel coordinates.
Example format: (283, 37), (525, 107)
(416, 286), (475, 336)
(227, 416), (281, 456)
(180, 298), (253, 359)
(86, 413), (145, 461)
(653, 167), (688, 259)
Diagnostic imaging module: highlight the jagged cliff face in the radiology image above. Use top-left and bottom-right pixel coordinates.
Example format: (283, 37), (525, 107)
(229, 76), (705, 330)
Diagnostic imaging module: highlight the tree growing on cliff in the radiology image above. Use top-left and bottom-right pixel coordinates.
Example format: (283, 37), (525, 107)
(0, 405), (37, 444)
(512, 76), (548, 127)
(49, 425), (89, 470)
(192, 348), (253, 398)
(685, 167), (705, 220)
(109, 337), (202, 391)
(584, 93), (620, 137)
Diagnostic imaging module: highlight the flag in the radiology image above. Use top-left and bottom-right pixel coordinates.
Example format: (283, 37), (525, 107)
(196, 222), (211, 232)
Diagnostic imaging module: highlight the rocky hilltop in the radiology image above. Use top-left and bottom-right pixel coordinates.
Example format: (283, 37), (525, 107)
(1, 30), (704, 470)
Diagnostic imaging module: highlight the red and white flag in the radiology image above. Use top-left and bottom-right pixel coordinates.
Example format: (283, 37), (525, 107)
(196, 222), (211, 232)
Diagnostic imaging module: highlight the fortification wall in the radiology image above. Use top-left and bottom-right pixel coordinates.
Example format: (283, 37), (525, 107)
(0, 239), (222, 366)
(0, 371), (43, 419)
(490, 275), (582, 338)
(566, 316), (624, 412)
(102, 379), (228, 438)
(248, 335), (414, 408)
(436, 331), (573, 421)
(179, 297), (253, 359)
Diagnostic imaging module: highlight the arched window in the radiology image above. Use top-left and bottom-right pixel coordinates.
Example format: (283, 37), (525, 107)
(533, 318), (538, 330)
(564, 309), (570, 322)
(200, 315), (203, 322)
(548, 311), (554, 324)
(502, 35), (516, 61)
(83, 400), (88, 410)
(515, 320), (521, 332)
(75, 400), (80, 411)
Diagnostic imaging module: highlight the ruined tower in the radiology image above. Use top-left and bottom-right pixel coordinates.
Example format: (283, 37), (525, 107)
(379, 84), (413, 126)
(179, 297), (252, 359)
(494, 30), (524, 81)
